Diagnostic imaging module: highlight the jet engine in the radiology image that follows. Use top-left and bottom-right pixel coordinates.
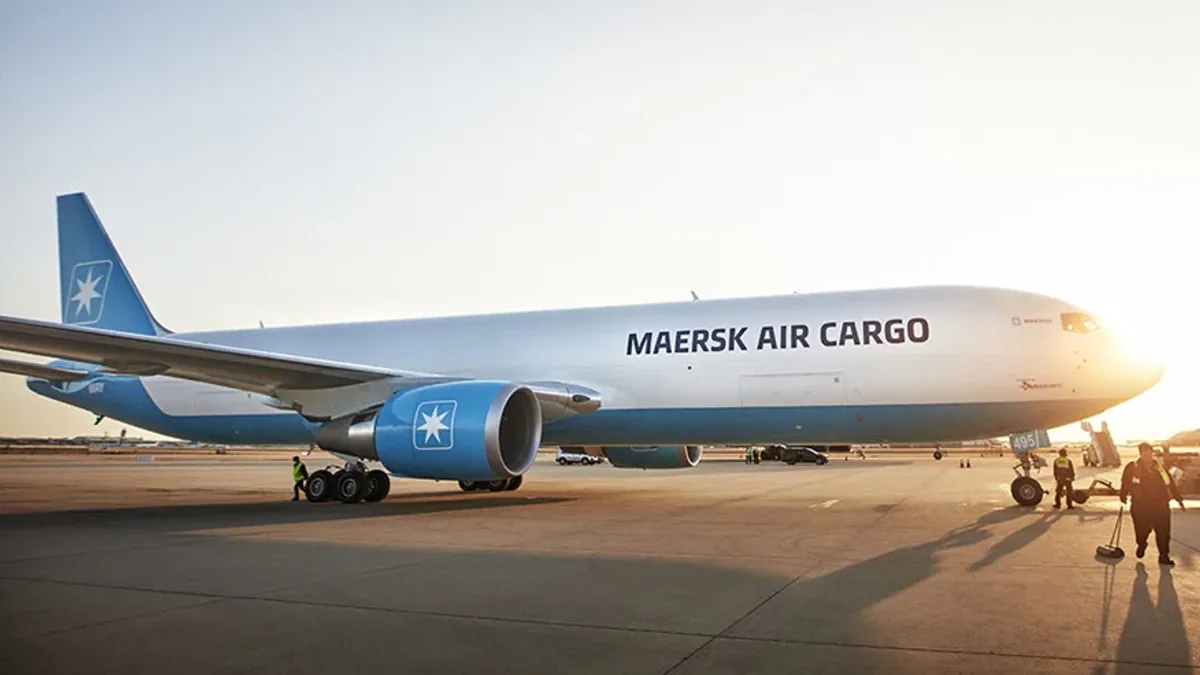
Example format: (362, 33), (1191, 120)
(601, 445), (702, 469)
(316, 381), (542, 481)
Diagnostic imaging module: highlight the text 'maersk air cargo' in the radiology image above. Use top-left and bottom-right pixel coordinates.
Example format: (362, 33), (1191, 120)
(0, 194), (1163, 507)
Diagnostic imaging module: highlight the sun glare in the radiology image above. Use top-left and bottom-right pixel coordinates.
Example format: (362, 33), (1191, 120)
(1104, 312), (1172, 369)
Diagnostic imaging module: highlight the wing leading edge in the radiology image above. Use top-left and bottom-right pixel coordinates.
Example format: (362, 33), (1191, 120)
(0, 315), (601, 421)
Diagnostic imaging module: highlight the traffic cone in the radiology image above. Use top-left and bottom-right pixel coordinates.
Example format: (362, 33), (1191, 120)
(959, 459), (964, 468)
(966, 459), (971, 468)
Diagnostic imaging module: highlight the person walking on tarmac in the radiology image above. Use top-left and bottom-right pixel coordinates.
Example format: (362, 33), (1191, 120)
(1053, 448), (1076, 509)
(291, 456), (309, 501)
(1120, 442), (1186, 566)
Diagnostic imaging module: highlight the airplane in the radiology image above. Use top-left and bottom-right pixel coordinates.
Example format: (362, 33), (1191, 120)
(0, 193), (1164, 507)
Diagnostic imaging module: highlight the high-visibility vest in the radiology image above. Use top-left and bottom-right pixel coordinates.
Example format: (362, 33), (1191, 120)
(1054, 456), (1071, 468)
(1154, 460), (1171, 485)
(292, 463), (304, 481)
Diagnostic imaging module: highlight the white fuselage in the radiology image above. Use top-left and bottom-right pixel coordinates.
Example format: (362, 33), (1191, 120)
(35, 284), (1160, 447)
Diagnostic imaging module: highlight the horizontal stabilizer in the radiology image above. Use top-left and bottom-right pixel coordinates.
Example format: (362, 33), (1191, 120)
(0, 355), (90, 381)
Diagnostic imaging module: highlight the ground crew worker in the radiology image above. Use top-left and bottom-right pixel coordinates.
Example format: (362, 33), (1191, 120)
(292, 456), (308, 501)
(1120, 443), (1186, 565)
(1052, 448), (1076, 509)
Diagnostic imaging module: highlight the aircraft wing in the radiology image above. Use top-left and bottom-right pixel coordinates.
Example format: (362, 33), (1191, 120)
(0, 355), (90, 381)
(0, 315), (600, 421)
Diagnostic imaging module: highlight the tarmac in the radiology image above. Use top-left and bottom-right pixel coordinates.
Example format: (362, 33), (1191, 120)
(0, 449), (1196, 674)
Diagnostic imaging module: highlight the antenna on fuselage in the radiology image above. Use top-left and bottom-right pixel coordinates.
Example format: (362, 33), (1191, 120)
(690, 291), (699, 302)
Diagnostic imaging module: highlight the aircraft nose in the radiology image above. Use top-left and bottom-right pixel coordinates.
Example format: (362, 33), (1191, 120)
(1125, 355), (1165, 397)
(1143, 358), (1165, 390)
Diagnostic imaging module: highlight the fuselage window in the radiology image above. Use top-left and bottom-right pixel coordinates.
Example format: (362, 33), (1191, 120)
(1061, 312), (1100, 333)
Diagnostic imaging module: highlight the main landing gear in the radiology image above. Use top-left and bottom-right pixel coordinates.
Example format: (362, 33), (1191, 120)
(306, 464), (391, 504)
(458, 476), (523, 493)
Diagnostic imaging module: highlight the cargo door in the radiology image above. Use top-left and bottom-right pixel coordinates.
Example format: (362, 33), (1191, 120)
(738, 372), (850, 441)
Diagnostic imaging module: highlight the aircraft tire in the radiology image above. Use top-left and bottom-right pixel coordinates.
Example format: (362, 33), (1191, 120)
(364, 470), (390, 502)
(458, 479), (479, 492)
(336, 471), (366, 504)
(1011, 477), (1044, 507)
(504, 475), (523, 491)
(305, 470), (335, 502)
(486, 479), (509, 492)
(933, 450), (943, 460)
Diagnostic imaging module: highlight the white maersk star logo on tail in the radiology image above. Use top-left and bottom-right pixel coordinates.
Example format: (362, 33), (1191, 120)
(67, 260), (113, 326)
(413, 400), (457, 451)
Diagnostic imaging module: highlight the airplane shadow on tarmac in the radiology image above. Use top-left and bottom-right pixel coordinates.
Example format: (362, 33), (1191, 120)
(0, 502), (1071, 675)
(0, 498), (1194, 673)
(716, 459), (916, 473)
(0, 494), (574, 532)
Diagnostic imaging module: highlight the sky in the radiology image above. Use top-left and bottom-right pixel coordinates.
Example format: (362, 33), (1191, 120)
(1, 1), (1198, 443)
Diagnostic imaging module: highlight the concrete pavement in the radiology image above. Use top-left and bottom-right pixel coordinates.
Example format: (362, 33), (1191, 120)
(0, 452), (1195, 674)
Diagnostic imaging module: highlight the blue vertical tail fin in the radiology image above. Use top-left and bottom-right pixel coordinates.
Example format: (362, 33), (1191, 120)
(57, 193), (170, 336)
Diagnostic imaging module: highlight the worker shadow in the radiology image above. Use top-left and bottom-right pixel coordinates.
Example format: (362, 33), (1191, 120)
(722, 507), (1028, 658)
(965, 510), (1064, 573)
(0, 494), (574, 534)
(1110, 564), (1194, 672)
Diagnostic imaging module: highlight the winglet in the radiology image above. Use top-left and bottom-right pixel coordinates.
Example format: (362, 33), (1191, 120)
(57, 193), (170, 336)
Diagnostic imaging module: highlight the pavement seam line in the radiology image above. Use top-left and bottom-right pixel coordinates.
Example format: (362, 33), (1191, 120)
(659, 569), (813, 675)
(0, 597), (228, 645)
(0, 575), (1196, 669)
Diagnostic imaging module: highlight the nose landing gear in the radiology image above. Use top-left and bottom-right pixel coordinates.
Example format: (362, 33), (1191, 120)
(1011, 476), (1044, 506)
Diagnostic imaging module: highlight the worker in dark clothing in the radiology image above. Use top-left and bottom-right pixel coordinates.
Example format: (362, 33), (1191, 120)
(292, 456), (309, 501)
(1120, 443), (1186, 565)
(1052, 448), (1076, 509)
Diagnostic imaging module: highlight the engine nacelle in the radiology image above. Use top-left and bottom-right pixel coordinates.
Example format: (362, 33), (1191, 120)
(316, 381), (542, 481)
(601, 445), (702, 469)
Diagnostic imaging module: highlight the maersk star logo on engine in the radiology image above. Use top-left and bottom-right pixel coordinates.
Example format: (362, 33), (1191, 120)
(414, 400), (456, 451)
(67, 260), (113, 326)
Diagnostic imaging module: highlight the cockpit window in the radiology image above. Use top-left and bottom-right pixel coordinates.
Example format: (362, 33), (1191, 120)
(1061, 312), (1101, 333)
